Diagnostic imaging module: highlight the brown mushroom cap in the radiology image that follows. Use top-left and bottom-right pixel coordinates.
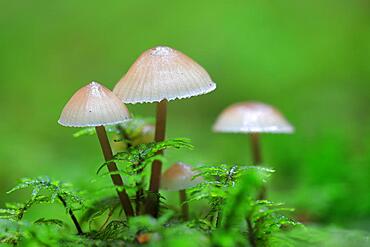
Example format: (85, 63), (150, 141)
(113, 46), (216, 103)
(58, 81), (130, 127)
(161, 163), (203, 191)
(213, 102), (294, 133)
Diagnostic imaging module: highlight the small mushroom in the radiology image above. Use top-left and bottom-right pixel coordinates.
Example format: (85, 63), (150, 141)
(58, 81), (134, 217)
(161, 162), (203, 220)
(114, 46), (216, 216)
(213, 102), (294, 198)
(111, 124), (155, 153)
(131, 124), (155, 146)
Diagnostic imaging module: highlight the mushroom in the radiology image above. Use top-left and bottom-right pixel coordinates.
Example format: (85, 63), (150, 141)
(213, 102), (294, 198)
(161, 163), (203, 220)
(131, 124), (155, 146)
(112, 123), (155, 153)
(58, 81), (134, 217)
(113, 46), (216, 216)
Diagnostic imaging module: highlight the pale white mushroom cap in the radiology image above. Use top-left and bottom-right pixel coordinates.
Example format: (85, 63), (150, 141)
(213, 102), (294, 134)
(113, 46), (216, 103)
(58, 82), (131, 127)
(161, 163), (203, 191)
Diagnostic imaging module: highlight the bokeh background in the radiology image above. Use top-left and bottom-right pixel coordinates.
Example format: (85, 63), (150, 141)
(0, 0), (369, 233)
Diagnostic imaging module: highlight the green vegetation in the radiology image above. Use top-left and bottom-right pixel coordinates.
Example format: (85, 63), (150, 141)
(0, 1), (369, 246)
(0, 125), (300, 246)
(0, 121), (368, 246)
(0, 124), (288, 246)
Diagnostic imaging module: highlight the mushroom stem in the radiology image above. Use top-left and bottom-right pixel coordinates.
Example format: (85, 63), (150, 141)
(249, 133), (266, 199)
(150, 99), (168, 192)
(146, 99), (167, 217)
(179, 189), (189, 221)
(250, 133), (261, 165)
(95, 126), (134, 217)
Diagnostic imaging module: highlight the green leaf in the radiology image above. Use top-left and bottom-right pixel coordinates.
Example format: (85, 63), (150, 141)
(34, 218), (65, 227)
(73, 127), (96, 138)
(2, 177), (83, 221)
(80, 196), (120, 228)
(96, 138), (193, 178)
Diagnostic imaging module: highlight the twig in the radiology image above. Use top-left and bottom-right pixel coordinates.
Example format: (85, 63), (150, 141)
(58, 196), (83, 235)
(246, 216), (257, 247)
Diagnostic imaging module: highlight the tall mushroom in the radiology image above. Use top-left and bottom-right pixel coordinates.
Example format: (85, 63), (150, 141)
(113, 46), (216, 216)
(58, 81), (134, 217)
(161, 163), (203, 220)
(213, 102), (294, 198)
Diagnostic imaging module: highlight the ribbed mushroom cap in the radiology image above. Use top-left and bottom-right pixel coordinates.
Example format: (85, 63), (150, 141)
(113, 46), (216, 103)
(161, 163), (203, 191)
(58, 82), (130, 127)
(213, 102), (294, 133)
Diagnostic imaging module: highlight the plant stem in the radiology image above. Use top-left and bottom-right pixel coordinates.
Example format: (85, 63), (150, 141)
(95, 125), (134, 217)
(117, 124), (142, 215)
(216, 210), (222, 228)
(117, 124), (145, 216)
(249, 133), (266, 199)
(99, 208), (114, 231)
(58, 195), (83, 235)
(246, 216), (257, 247)
(136, 187), (144, 215)
(179, 189), (189, 220)
(146, 99), (167, 217)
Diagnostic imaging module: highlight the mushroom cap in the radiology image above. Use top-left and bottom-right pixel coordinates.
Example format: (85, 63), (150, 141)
(161, 163), (203, 191)
(113, 46), (216, 103)
(111, 124), (155, 153)
(213, 102), (294, 133)
(58, 82), (131, 127)
(132, 124), (155, 146)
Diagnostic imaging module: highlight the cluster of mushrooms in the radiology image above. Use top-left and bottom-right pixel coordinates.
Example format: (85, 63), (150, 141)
(58, 46), (294, 220)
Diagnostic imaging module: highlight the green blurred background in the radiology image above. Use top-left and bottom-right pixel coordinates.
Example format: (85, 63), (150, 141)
(0, 0), (369, 232)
